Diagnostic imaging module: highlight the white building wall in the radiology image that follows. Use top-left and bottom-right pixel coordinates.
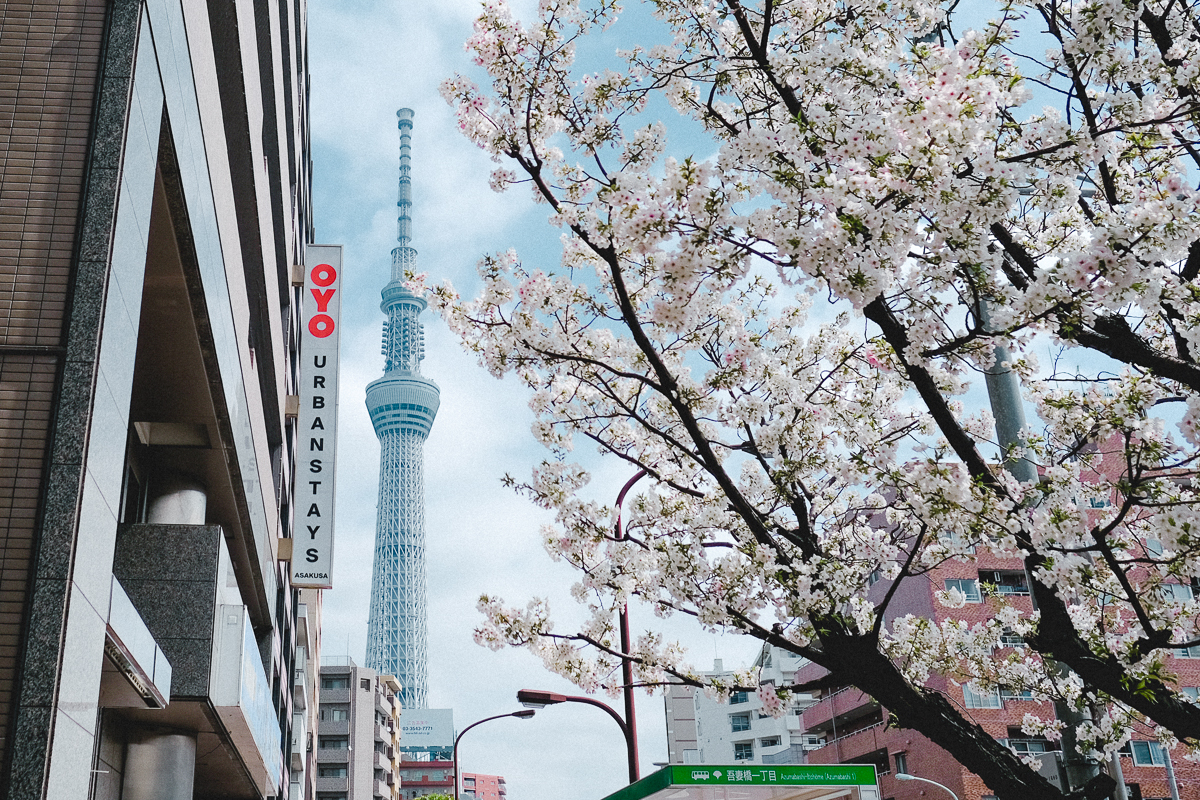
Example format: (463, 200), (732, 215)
(665, 646), (814, 765)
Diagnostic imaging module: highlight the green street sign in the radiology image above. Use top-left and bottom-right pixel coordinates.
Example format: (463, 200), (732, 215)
(601, 764), (880, 800)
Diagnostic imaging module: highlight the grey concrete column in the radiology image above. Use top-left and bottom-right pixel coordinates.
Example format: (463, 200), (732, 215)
(121, 732), (197, 800)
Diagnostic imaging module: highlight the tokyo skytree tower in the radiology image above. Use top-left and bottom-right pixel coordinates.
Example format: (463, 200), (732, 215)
(365, 108), (440, 709)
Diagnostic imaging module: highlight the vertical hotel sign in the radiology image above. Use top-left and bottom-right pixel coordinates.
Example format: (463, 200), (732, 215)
(293, 245), (342, 588)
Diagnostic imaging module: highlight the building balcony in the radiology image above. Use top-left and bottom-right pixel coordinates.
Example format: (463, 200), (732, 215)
(375, 721), (390, 742)
(319, 719), (350, 735)
(316, 776), (349, 792)
(374, 750), (390, 770)
(293, 661), (309, 711)
(114, 524), (284, 798)
(316, 748), (350, 764)
(802, 687), (879, 733)
(805, 717), (889, 764)
(291, 711), (308, 772)
(296, 603), (311, 650)
(374, 777), (392, 797)
(322, 687), (351, 703)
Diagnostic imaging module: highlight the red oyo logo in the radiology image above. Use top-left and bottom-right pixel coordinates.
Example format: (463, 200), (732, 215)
(308, 263), (337, 338)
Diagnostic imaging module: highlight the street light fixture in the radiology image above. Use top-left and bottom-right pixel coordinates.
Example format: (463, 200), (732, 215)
(452, 709), (535, 800)
(895, 774), (961, 800)
(517, 689), (639, 783)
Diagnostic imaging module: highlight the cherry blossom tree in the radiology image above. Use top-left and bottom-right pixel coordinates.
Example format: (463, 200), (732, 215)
(434, 0), (1200, 796)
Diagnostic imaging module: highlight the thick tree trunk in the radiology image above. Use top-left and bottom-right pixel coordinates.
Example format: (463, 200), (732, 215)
(809, 623), (1114, 800)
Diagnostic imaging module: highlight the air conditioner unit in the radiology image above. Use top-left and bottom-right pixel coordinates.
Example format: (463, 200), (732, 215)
(801, 735), (825, 750)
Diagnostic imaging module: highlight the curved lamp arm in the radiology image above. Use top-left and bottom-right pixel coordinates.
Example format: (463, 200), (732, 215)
(517, 689), (638, 783)
(452, 710), (535, 800)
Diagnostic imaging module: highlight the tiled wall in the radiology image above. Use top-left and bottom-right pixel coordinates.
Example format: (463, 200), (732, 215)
(0, 0), (108, 780)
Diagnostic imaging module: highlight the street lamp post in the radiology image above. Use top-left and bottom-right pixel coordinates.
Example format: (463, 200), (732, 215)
(895, 774), (961, 800)
(517, 689), (639, 783)
(452, 709), (535, 800)
(613, 469), (646, 780)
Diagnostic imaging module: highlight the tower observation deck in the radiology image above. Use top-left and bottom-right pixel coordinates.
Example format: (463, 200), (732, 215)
(365, 108), (440, 709)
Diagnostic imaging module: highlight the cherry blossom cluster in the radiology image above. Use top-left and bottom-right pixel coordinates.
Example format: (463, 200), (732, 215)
(438, 0), (1200, 791)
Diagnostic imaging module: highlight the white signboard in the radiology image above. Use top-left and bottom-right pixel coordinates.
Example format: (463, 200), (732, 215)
(400, 707), (454, 751)
(292, 245), (342, 588)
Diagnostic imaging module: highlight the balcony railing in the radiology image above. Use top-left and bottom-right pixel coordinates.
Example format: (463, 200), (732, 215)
(807, 719), (888, 756)
(832, 719), (885, 744)
(802, 687), (876, 731)
(315, 747), (350, 763)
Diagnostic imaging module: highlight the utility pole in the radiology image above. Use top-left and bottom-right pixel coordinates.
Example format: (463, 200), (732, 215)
(978, 300), (1108, 795)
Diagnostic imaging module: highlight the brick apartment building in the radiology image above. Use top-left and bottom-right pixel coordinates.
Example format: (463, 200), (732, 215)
(462, 772), (508, 800)
(667, 448), (1200, 800)
(792, 566), (1200, 800)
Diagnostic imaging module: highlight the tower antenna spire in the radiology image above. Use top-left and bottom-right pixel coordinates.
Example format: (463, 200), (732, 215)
(364, 108), (440, 710)
(395, 108), (413, 253)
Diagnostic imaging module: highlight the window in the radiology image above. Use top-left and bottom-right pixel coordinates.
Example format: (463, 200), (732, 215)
(760, 736), (781, 747)
(963, 685), (1002, 708)
(944, 579), (981, 603)
(318, 766), (348, 777)
(1000, 687), (1034, 701)
(1182, 687), (1200, 703)
(940, 531), (976, 554)
(321, 676), (350, 689)
(321, 705), (349, 721)
(999, 629), (1025, 648)
(894, 752), (908, 775)
(360, 678), (371, 690)
(1006, 738), (1053, 754)
(730, 691), (749, 704)
(979, 570), (1029, 596)
(1161, 583), (1195, 602)
(317, 795), (347, 800)
(731, 714), (751, 732)
(1177, 643), (1200, 659)
(1129, 741), (1165, 767)
(319, 736), (349, 749)
(867, 567), (884, 587)
(734, 742), (754, 761)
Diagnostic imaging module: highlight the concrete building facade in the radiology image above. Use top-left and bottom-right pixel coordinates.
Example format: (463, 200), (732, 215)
(664, 649), (813, 766)
(316, 659), (403, 800)
(0, 0), (324, 798)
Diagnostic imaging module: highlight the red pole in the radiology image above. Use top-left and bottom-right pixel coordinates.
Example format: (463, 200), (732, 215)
(614, 469), (647, 782)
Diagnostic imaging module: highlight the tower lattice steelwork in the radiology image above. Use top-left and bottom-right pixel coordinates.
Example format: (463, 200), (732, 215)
(365, 108), (440, 709)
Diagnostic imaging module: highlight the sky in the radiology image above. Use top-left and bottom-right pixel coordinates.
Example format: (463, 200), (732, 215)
(306, 2), (760, 799)
(304, 0), (1094, 796)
